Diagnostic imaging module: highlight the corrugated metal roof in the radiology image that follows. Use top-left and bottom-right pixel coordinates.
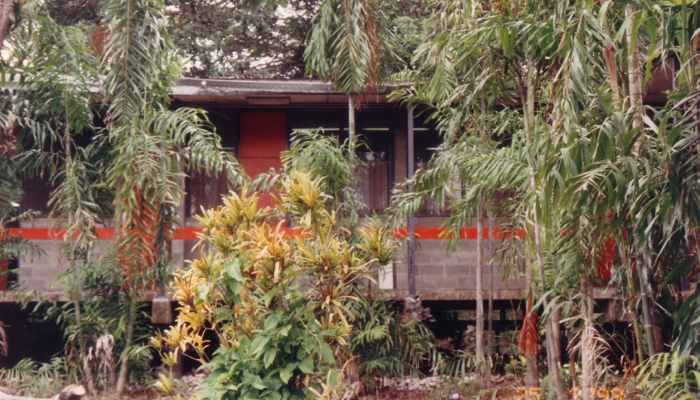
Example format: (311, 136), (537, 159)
(174, 78), (335, 94)
(171, 78), (393, 104)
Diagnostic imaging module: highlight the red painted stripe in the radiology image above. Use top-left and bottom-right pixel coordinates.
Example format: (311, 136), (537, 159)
(173, 227), (201, 240)
(7, 228), (116, 240)
(5, 227), (521, 241)
(395, 227), (523, 240)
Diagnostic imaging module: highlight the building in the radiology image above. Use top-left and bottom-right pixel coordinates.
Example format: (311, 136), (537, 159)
(12, 73), (675, 310)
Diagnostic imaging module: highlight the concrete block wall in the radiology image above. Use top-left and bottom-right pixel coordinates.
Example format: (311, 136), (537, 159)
(18, 240), (64, 291)
(393, 239), (526, 292)
(17, 237), (112, 291)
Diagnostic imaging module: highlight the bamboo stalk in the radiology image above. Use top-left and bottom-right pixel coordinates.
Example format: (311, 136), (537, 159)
(476, 204), (485, 384)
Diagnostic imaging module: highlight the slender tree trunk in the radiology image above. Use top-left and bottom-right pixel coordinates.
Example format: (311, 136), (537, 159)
(622, 241), (646, 363)
(485, 209), (494, 388)
(603, 45), (621, 102)
(115, 298), (137, 397)
(638, 242), (656, 357)
(108, 356), (116, 394)
(519, 61), (538, 390)
(581, 275), (593, 400)
(627, 1), (656, 361)
(476, 205), (485, 384)
(631, 302), (645, 363)
(63, 105), (96, 394)
(529, 171), (565, 399)
(348, 94), (355, 161)
(526, 59), (536, 138)
(74, 272), (95, 394)
(0, 0), (14, 51)
(568, 327), (576, 394)
(626, 5), (643, 132)
(347, 94), (359, 236)
(551, 307), (562, 366)
(524, 275), (538, 389)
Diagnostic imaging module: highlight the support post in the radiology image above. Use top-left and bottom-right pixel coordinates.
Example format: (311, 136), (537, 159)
(407, 103), (416, 296)
(348, 94), (355, 162)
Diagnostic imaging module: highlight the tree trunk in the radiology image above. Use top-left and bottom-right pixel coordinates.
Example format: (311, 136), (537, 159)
(520, 59), (538, 390)
(0, 0), (14, 51)
(631, 302), (645, 363)
(75, 281), (95, 394)
(568, 327), (576, 394)
(603, 45), (621, 102)
(526, 59), (536, 139)
(529, 171), (565, 399)
(485, 209), (494, 388)
(623, 244), (646, 363)
(581, 275), (593, 400)
(348, 94), (359, 236)
(524, 280), (538, 389)
(638, 242), (656, 357)
(476, 204), (485, 384)
(63, 108), (96, 395)
(551, 306), (562, 366)
(626, 5), (643, 132)
(115, 299), (137, 397)
(348, 94), (355, 162)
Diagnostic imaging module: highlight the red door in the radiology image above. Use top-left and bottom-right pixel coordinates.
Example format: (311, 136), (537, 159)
(238, 111), (287, 209)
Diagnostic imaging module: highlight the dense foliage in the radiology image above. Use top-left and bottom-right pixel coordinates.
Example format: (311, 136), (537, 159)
(153, 142), (434, 399)
(386, 0), (700, 399)
(0, 0), (238, 397)
(41, 0), (427, 79)
(3, 0), (700, 399)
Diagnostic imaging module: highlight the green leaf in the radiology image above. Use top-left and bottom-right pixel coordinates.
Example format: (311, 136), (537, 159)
(264, 312), (281, 331)
(224, 259), (247, 282)
(216, 308), (234, 322)
(319, 340), (335, 364)
(263, 348), (277, 368)
(298, 357), (314, 374)
(250, 336), (271, 357)
(279, 362), (298, 383)
(262, 390), (282, 400)
(243, 370), (267, 390)
(262, 286), (281, 307)
(278, 324), (292, 337)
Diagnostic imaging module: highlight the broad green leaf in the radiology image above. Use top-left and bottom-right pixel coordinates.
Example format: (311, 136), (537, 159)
(224, 259), (247, 282)
(279, 362), (298, 383)
(216, 308), (233, 322)
(298, 357), (314, 374)
(319, 340), (335, 364)
(263, 348), (277, 368)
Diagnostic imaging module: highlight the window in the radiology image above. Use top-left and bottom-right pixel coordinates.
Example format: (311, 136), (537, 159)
(185, 109), (238, 216)
(21, 175), (54, 217)
(357, 126), (393, 213)
(289, 109), (395, 214)
(413, 122), (448, 215)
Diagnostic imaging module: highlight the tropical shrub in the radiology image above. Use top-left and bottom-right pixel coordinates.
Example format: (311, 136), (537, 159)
(154, 170), (400, 400)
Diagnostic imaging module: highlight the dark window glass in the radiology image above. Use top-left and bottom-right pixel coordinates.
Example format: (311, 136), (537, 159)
(21, 176), (53, 216)
(186, 165), (234, 216)
(185, 109), (238, 216)
(413, 124), (447, 215)
(357, 127), (393, 213)
(288, 108), (397, 213)
(288, 109), (344, 133)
